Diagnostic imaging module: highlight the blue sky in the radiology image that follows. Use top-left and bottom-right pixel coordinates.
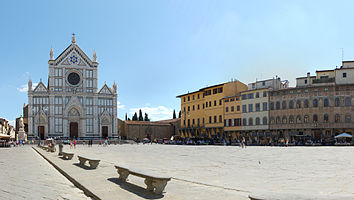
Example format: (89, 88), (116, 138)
(1, 0), (354, 124)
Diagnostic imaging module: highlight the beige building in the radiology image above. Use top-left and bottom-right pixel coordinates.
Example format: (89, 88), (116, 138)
(177, 80), (247, 139)
(223, 95), (242, 140)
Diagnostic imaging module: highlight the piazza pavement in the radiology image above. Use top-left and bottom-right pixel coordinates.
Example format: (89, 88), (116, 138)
(1, 144), (354, 200)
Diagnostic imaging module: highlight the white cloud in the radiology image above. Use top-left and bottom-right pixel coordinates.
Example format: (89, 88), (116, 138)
(17, 83), (38, 93)
(129, 106), (174, 121)
(8, 120), (15, 126)
(117, 101), (125, 110)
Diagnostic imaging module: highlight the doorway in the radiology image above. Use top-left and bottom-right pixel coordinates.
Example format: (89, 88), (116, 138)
(70, 122), (78, 139)
(38, 126), (45, 140)
(102, 126), (108, 138)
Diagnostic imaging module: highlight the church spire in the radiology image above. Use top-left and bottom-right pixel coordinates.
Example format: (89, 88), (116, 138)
(93, 50), (97, 63)
(72, 33), (76, 43)
(50, 48), (53, 60)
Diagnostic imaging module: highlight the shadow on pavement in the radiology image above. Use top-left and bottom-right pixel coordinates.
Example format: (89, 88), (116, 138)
(107, 177), (164, 199)
(73, 163), (95, 170)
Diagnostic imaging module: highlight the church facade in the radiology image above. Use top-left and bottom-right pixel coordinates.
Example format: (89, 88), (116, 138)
(28, 35), (117, 139)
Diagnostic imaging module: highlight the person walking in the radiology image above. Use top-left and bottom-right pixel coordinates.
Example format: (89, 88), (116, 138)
(73, 140), (77, 149)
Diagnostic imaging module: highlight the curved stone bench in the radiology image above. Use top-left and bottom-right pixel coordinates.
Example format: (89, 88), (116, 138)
(115, 165), (171, 195)
(78, 156), (100, 169)
(62, 152), (74, 160)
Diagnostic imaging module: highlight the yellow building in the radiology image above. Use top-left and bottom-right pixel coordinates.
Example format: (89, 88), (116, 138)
(177, 81), (247, 139)
(223, 95), (242, 140)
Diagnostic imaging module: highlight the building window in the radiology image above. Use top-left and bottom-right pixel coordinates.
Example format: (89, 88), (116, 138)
(248, 104), (253, 112)
(335, 98), (340, 107)
(276, 116), (281, 124)
(263, 91), (267, 97)
(219, 100), (222, 105)
(237, 105), (240, 111)
(218, 87), (223, 93)
(209, 116), (212, 123)
(313, 99), (318, 107)
(282, 116), (287, 124)
(335, 114), (340, 123)
(54, 118), (63, 133)
(54, 106), (62, 115)
(343, 73), (347, 78)
(192, 95), (195, 100)
(183, 107), (186, 112)
(219, 115), (222, 123)
(248, 118), (253, 126)
(289, 100), (294, 109)
(54, 97), (63, 105)
(231, 106), (234, 112)
(270, 102), (274, 110)
(86, 118), (93, 133)
(256, 92), (259, 98)
(296, 100), (301, 108)
(313, 114), (318, 123)
(54, 68), (63, 76)
(345, 114), (351, 123)
(188, 106), (190, 111)
(345, 97), (351, 106)
(324, 114), (329, 123)
(296, 115), (301, 123)
(263, 102), (267, 111)
(192, 119), (195, 125)
(304, 99), (309, 108)
(276, 101), (280, 110)
(197, 94), (200, 99)
(231, 119), (235, 126)
(226, 107), (229, 112)
(242, 105), (247, 113)
(304, 115), (309, 123)
(86, 70), (93, 78)
(243, 118), (247, 126)
(248, 93), (254, 99)
(209, 101), (211, 107)
(214, 100), (216, 106)
(263, 117), (267, 125)
(188, 96), (190, 101)
(304, 79), (307, 84)
(255, 103), (260, 112)
(270, 117), (275, 124)
(324, 98), (329, 107)
(256, 117), (260, 125)
(205, 103), (208, 108)
(192, 105), (195, 110)
(282, 101), (286, 109)
(225, 119), (229, 127)
(214, 116), (217, 123)
(86, 79), (93, 88)
(289, 116), (294, 124)
(197, 118), (200, 125)
(183, 97), (185, 102)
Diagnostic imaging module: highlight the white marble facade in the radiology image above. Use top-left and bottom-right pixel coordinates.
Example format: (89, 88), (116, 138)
(28, 35), (117, 139)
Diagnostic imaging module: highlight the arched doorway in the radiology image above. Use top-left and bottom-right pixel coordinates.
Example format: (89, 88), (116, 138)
(70, 122), (78, 139)
(38, 126), (45, 140)
(102, 126), (108, 138)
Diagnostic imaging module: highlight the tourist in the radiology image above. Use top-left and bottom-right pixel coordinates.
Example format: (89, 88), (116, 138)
(74, 140), (77, 149)
(99, 139), (102, 146)
(70, 140), (73, 149)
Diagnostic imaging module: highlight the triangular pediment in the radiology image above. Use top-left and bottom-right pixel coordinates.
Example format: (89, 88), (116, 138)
(33, 82), (48, 93)
(54, 43), (94, 68)
(99, 84), (113, 95)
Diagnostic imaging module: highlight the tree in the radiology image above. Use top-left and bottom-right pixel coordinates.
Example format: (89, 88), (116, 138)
(128, 118), (131, 121)
(132, 112), (138, 121)
(173, 109), (176, 119)
(178, 111), (181, 118)
(138, 109), (143, 121)
(144, 113), (150, 121)
(125, 113), (127, 121)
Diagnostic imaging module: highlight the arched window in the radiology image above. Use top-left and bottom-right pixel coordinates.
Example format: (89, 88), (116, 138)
(313, 99), (318, 107)
(276, 116), (281, 124)
(263, 117), (268, 125)
(296, 115), (302, 123)
(345, 97), (351, 106)
(249, 118), (253, 126)
(335, 98), (340, 107)
(289, 100), (294, 109)
(296, 100), (301, 108)
(270, 117), (275, 124)
(324, 114), (329, 123)
(276, 101), (280, 110)
(335, 114), (340, 123)
(243, 118), (247, 126)
(282, 101), (287, 109)
(345, 114), (351, 123)
(282, 116), (287, 124)
(270, 102), (274, 110)
(324, 98), (329, 107)
(313, 114), (318, 122)
(304, 99), (309, 108)
(304, 115), (309, 123)
(256, 117), (260, 125)
(289, 115), (294, 124)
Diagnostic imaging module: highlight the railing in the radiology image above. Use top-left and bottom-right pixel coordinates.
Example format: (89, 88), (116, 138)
(312, 77), (335, 84)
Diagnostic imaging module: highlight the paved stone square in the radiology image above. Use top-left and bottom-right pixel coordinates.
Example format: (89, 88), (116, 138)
(56, 144), (354, 199)
(0, 146), (90, 200)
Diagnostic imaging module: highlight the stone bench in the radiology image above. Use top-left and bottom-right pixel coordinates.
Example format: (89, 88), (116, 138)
(62, 152), (74, 160)
(78, 156), (100, 169)
(115, 165), (171, 195)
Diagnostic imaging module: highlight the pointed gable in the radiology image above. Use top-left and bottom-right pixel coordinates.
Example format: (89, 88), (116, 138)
(33, 82), (48, 93)
(99, 84), (113, 95)
(54, 43), (94, 68)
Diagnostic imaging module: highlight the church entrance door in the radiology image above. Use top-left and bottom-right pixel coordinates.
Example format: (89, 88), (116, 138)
(70, 122), (78, 139)
(102, 126), (108, 138)
(38, 126), (45, 140)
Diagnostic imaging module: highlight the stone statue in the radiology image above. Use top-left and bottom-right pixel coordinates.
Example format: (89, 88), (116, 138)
(19, 115), (24, 131)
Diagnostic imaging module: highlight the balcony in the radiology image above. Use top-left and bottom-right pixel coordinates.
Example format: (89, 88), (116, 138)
(312, 77), (335, 84)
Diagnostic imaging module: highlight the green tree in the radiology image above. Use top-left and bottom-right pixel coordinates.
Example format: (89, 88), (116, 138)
(173, 109), (176, 119)
(132, 112), (138, 121)
(144, 113), (150, 121)
(138, 109), (143, 121)
(178, 111), (181, 118)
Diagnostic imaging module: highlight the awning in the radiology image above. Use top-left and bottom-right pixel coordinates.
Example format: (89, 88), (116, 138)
(335, 133), (353, 138)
